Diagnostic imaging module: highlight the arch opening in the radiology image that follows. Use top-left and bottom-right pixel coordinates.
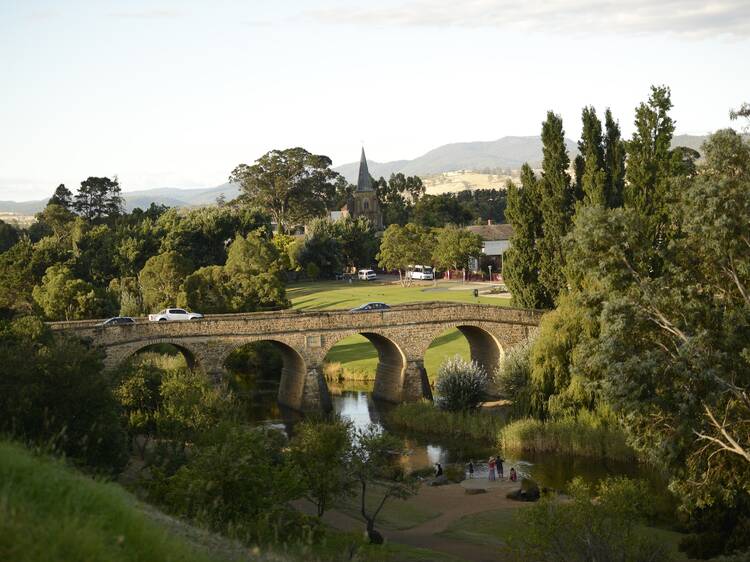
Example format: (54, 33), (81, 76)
(125, 342), (197, 371)
(223, 340), (310, 414)
(425, 325), (504, 394)
(322, 332), (406, 403)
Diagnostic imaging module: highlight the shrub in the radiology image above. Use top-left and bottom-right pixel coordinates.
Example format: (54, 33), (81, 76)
(508, 477), (670, 561)
(386, 402), (503, 444)
(435, 355), (489, 411)
(499, 409), (634, 462)
(0, 316), (128, 474)
(495, 338), (533, 418)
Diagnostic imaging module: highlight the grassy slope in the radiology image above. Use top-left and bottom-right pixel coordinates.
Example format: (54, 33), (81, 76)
(0, 440), (256, 562)
(289, 280), (510, 380)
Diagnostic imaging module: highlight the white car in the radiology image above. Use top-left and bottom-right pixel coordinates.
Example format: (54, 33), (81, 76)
(357, 269), (377, 281)
(406, 265), (434, 280)
(148, 308), (204, 322)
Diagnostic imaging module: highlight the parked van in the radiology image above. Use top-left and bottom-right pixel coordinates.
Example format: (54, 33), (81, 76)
(358, 269), (377, 280)
(406, 265), (434, 280)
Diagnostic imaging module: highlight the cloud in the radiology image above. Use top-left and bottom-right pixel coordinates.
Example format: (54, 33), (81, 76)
(306, 0), (750, 39)
(109, 9), (182, 20)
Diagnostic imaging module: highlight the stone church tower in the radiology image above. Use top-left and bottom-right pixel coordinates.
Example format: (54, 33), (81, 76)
(341, 147), (383, 230)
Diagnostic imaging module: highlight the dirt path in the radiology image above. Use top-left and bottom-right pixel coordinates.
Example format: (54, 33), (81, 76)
(297, 479), (528, 562)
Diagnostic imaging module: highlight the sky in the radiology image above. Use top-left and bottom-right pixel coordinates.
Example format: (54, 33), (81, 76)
(1, 0), (749, 201)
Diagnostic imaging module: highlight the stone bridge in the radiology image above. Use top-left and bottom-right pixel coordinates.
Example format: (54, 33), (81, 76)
(49, 303), (542, 412)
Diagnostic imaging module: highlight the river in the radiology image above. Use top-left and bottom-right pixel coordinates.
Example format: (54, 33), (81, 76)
(236, 376), (663, 494)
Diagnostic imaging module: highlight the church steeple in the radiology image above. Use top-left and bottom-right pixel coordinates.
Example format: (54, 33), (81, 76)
(356, 147), (373, 192)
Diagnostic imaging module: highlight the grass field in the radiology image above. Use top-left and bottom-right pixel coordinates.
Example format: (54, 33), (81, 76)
(289, 280), (510, 380)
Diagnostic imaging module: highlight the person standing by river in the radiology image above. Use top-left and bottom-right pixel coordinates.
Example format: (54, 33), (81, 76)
(496, 456), (504, 479)
(488, 457), (496, 481)
(467, 460), (474, 479)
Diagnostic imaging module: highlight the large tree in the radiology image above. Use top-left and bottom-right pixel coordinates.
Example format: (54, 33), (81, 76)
(537, 111), (577, 302)
(73, 176), (124, 221)
(504, 165), (549, 308)
(377, 223), (435, 285)
(624, 85), (676, 254)
(603, 109), (625, 208)
(138, 251), (194, 311)
(48, 184), (74, 210)
(230, 147), (340, 233)
(432, 226), (482, 280)
(577, 106), (607, 207)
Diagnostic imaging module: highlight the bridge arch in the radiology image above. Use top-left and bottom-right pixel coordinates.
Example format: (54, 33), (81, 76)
(322, 330), (413, 403)
(112, 340), (202, 372)
(423, 322), (505, 392)
(219, 338), (322, 412)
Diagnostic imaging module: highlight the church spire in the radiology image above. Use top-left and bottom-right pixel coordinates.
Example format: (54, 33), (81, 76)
(356, 147), (373, 192)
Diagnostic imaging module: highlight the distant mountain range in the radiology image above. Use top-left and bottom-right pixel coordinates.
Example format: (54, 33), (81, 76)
(0, 134), (713, 215)
(334, 134), (712, 183)
(0, 183), (240, 215)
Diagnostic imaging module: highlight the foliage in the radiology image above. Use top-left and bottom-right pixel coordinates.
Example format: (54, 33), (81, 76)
(576, 106), (606, 206)
(386, 401), (503, 444)
(156, 424), (311, 544)
(156, 205), (270, 269)
(0, 440), (234, 562)
(508, 477), (670, 562)
(138, 251), (194, 311)
(0, 240), (36, 316)
(499, 409), (634, 461)
(504, 164), (549, 308)
(230, 147), (340, 232)
(72, 176), (123, 221)
(435, 355), (490, 412)
(561, 126), (750, 556)
(374, 173), (425, 226)
(48, 183), (73, 209)
(411, 193), (473, 227)
(603, 108), (626, 208)
(377, 223), (435, 285)
(0, 316), (128, 473)
(495, 338), (534, 418)
(537, 111), (577, 303)
(289, 417), (355, 517)
(114, 357), (163, 458)
(293, 218), (343, 278)
(431, 225), (483, 274)
(349, 425), (418, 541)
(32, 264), (112, 320)
(0, 220), (19, 253)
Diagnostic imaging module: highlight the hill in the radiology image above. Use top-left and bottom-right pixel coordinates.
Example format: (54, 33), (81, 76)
(335, 136), (578, 182)
(0, 183), (241, 215)
(0, 440), (271, 562)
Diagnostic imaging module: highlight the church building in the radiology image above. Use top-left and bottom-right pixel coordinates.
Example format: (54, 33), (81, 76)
(341, 147), (383, 230)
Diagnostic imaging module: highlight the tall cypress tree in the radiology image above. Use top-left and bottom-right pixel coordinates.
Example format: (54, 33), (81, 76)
(625, 86), (676, 257)
(504, 164), (550, 308)
(603, 109), (625, 208)
(537, 111), (575, 304)
(578, 107), (606, 206)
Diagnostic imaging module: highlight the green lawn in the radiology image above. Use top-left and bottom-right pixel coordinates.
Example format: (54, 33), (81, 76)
(289, 280), (508, 380)
(288, 279), (511, 311)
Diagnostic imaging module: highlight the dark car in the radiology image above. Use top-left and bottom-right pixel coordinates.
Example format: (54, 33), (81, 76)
(98, 316), (136, 327)
(350, 302), (390, 313)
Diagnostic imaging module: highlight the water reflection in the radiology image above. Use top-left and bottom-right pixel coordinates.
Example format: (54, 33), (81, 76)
(241, 382), (661, 494)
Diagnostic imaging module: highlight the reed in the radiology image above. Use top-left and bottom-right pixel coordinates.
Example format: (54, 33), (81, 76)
(386, 402), (503, 444)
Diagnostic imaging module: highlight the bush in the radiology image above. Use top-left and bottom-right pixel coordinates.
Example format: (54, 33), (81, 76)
(435, 355), (489, 411)
(495, 338), (533, 418)
(508, 477), (671, 561)
(0, 316), (128, 474)
(153, 424), (312, 545)
(499, 408), (634, 462)
(386, 402), (503, 444)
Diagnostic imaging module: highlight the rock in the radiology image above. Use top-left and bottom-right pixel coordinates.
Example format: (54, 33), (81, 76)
(506, 478), (541, 502)
(465, 488), (488, 495)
